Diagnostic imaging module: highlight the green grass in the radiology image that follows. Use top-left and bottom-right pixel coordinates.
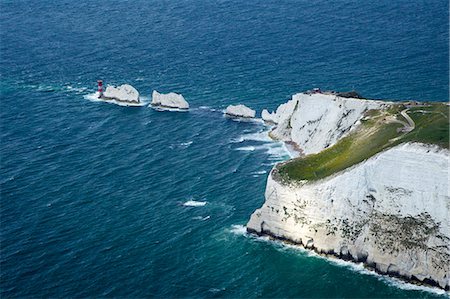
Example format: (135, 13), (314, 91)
(278, 102), (449, 182)
(403, 103), (449, 149)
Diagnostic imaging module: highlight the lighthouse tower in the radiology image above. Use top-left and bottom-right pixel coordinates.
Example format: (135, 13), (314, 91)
(97, 80), (103, 98)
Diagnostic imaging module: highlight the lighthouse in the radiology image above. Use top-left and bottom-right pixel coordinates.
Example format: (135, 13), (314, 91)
(97, 80), (103, 98)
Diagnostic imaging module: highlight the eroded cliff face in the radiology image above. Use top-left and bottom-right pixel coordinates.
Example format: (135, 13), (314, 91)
(268, 93), (389, 155)
(247, 143), (450, 289)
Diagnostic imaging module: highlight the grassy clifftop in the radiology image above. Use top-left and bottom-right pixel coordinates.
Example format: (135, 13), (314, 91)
(278, 102), (449, 182)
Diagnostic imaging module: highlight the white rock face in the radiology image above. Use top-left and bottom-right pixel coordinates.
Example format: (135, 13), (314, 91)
(261, 109), (277, 123)
(247, 143), (450, 289)
(269, 93), (389, 155)
(151, 90), (189, 109)
(103, 84), (140, 103)
(225, 105), (256, 118)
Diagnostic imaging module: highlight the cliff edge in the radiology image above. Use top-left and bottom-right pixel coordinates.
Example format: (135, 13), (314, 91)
(247, 93), (450, 289)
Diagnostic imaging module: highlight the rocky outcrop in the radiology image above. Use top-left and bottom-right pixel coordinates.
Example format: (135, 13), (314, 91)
(151, 90), (189, 110)
(268, 93), (390, 155)
(103, 84), (140, 103)
(261, 109), (277, 123)
(247, 143), (450, 289)
(225, 105), (256, 118)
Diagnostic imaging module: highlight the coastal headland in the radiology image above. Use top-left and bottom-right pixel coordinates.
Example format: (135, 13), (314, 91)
(247, 91), (449, 290)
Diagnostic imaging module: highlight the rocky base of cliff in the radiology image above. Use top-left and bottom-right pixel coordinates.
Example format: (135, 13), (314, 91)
(246, 227), (449, 291)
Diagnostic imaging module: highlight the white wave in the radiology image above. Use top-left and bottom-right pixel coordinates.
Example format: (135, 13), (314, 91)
(198, 106), (217, 112)
(229, 226), (449, 296)
(208, 287), (226, 294)
(244, 131), (272, 142)
(84, 92), (146, 107)
(231, 126), (295, 163)
(235, 146), (256, 151)
(183, 200), (207, 207)
(170, 141), (193, 150)
(180, 141), (193, 148)
(36, 84), (56, 92)
(135, 77), (145, 81)
(192, 215), (211, 221)
(150, 105), (189, 112)
(251, 170), (268, 177)
(253, 170), (267, 175)
(265, 143), (293, 160)
(140, 96), (151, 104)
(325, 257), (449, 296)
(234, 142), (291, 161)
(65, 85), (88, 93)
(230, 117), (264, 124)
(231, 130), (272, 143)
(229, 224), (247, 236)
(231, 136), (245, 143)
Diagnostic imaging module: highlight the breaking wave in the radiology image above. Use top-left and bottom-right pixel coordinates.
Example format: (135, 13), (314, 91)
(83, 92), (147, 107)
(169, 141), (193, 150)
(180, 141), (193, 148)
(197, 106), (217, 112)
(235, 146), (256, 152)
(183, 200), (207, 207)
(229, 224), (248, 236)
(231, 130), (272, 143)
(234, 142), (292, 162)
(192, 215), (211, 221)
(150, 105), (189, 112)
(65, 85), (88, 93)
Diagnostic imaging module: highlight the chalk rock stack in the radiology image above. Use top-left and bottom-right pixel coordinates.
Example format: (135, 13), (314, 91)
(103, 84), (140, 103)
(225, 104), (256, 118)
(151, 90), (189, 109)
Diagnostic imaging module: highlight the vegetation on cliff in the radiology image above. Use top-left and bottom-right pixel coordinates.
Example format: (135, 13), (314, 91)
(278, 102), (449, 181)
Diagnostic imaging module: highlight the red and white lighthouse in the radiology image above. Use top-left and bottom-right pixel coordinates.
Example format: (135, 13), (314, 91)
(97, 80), (103, 98)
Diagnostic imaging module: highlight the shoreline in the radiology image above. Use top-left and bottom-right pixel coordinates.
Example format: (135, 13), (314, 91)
(246, 227), (450, 292)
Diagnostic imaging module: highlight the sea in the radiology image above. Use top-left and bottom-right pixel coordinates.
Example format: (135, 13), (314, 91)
(1, 0), (448, 298)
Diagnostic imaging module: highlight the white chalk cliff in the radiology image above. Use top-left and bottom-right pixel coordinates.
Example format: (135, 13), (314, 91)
(151, 90), (189, 109)
(247, 143), (450, 289)
(103, 84), (140, 103)
(225, 104), (256, 118)
(247, 93), (450, 289)
(266, 93), (389, 155)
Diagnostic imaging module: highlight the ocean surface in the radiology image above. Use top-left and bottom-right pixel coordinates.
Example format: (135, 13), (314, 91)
(1, 0), (448, 298)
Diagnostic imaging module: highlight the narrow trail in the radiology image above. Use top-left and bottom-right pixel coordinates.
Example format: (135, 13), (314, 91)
(388, 109), (416, 143)
(400, 109), (415, 132)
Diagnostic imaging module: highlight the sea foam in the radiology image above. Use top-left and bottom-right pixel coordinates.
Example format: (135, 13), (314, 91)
(84, 92), (146, 107)
(192, 215), (211, 221)
(183, 200), (207, 207)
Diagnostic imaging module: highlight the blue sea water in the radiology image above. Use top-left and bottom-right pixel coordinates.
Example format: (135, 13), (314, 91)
(1, 0), (448, 298)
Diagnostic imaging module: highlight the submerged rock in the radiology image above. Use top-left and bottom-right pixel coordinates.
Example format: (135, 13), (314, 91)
(103, 84), (140, 103)
(225, 104), (256, 118)
(151, 90), (189, 109)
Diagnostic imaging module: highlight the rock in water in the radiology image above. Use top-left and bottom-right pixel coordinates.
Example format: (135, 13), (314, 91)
(225, 105), (256, 118)
(151, 90), (189, 109)
(261, 109), (277, 123)
(103, 84), (140, 103)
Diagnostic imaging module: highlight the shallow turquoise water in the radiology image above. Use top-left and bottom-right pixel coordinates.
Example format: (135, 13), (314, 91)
(1, 1), (448, 297)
